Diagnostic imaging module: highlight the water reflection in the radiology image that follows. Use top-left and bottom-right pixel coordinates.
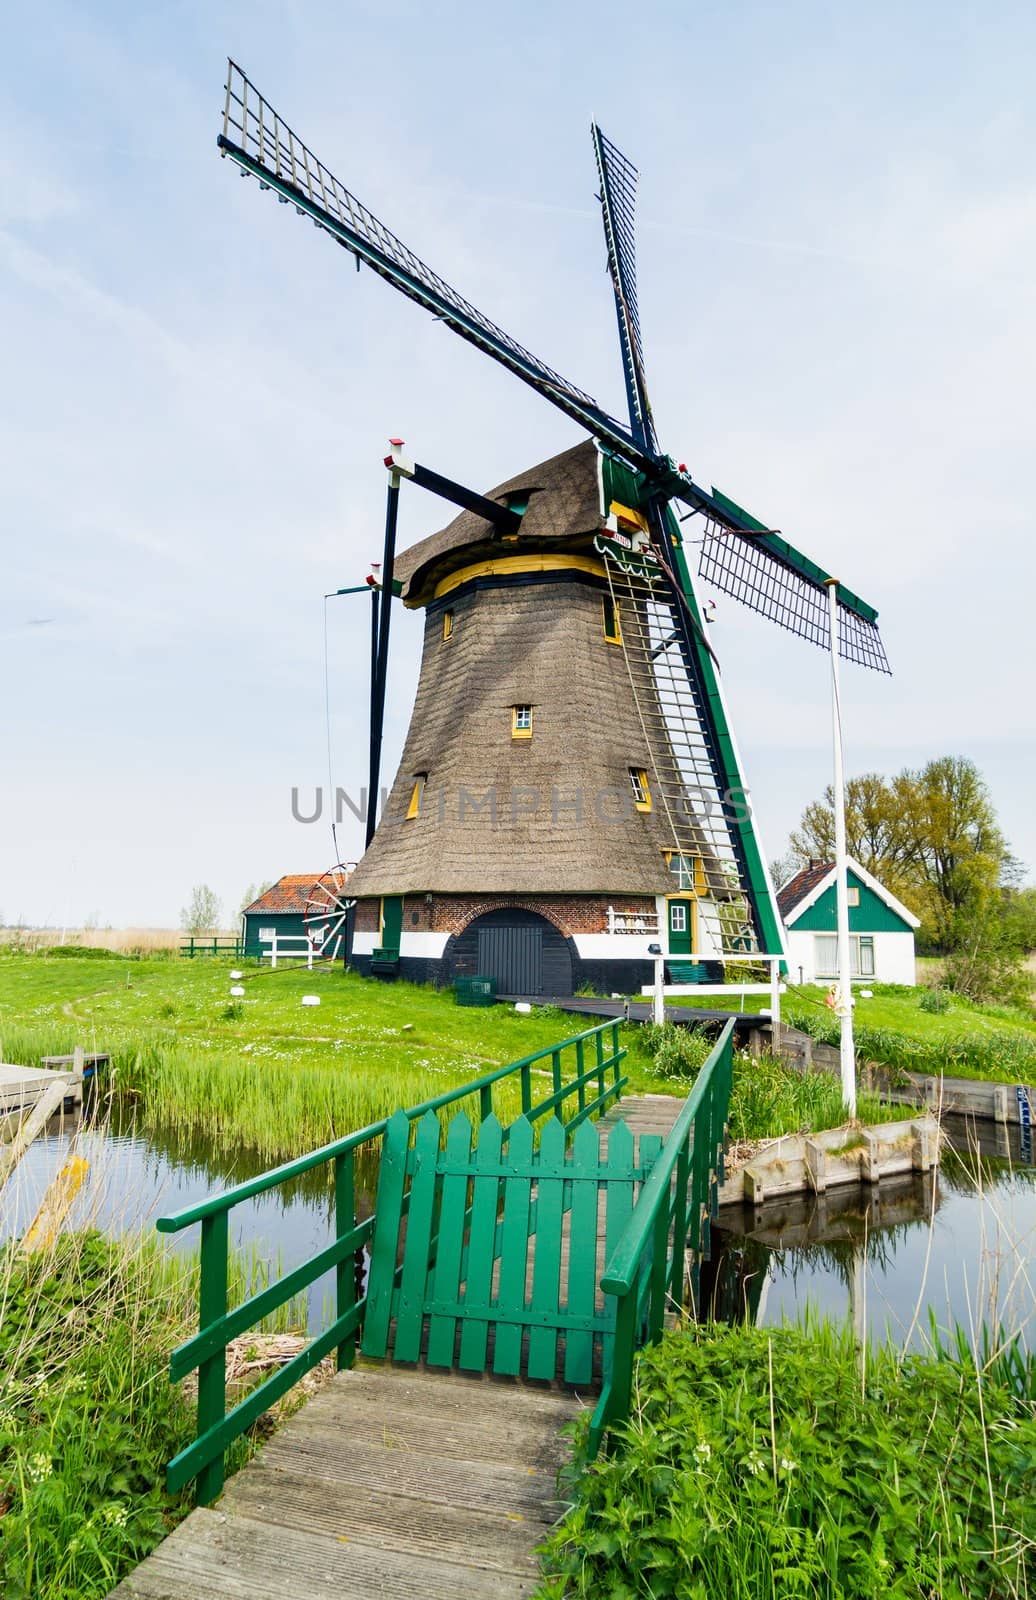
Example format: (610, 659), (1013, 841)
(2, 1095), (377, 1328)
(708, 1118), (1036, 1348)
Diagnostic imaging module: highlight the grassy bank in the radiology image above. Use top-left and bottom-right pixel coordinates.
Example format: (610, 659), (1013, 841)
(673, 981), (1036, 1085)
(540, 1321), (1036, 1599)
(0, 1219), (311, 1600)
(641, 1024), (902, 1139)
(0, 1231), (195, 1599)
(0, 954), (915, 1162)
(0, 954), (670, 1162)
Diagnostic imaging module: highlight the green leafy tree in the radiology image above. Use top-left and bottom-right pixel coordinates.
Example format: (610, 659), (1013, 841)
(788, 757), (1014, 949)
(180, 884), (222, 936)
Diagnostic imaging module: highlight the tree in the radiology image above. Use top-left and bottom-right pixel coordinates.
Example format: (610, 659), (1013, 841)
(238, 881), (274, 920)
(181, 884), (222, 935)
(786, 757), (1014, 950)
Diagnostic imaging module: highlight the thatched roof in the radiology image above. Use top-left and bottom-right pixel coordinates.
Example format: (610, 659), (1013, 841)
(347, 575), (719, 898)
(395, 440), (603, 606)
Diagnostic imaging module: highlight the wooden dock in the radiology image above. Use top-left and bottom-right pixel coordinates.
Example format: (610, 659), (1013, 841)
(0, 1061), (82, 1118)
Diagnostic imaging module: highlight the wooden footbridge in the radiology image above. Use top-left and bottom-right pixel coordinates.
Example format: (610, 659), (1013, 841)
(112, 1020), (734, 1599)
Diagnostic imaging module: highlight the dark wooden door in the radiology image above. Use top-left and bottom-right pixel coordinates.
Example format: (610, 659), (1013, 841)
(478, 925), (543, 994)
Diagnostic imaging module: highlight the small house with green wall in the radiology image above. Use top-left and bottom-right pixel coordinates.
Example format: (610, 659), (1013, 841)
(778, 858), (920, 987)
(241, 875), (320, 959)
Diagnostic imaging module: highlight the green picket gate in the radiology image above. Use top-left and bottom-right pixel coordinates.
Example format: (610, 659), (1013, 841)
(361, 1109), (659, 1386)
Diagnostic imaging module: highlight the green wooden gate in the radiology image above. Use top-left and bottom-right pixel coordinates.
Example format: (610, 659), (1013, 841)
(361, 1109), (656, 1386)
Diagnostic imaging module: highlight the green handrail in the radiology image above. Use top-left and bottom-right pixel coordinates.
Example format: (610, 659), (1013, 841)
(159, 1019), (627, 1502)
(588, 1018), (734, 1457)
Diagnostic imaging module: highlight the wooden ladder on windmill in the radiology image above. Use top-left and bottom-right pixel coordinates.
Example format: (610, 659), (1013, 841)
(603, 551), (758, 963)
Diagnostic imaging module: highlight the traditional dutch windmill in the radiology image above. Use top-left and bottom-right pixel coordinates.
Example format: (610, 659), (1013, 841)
(217, 62), (890, 996)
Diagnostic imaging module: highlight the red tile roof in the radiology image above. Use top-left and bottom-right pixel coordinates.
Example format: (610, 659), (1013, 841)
(777, 862), (832, 920)
(243, 875), (326, 916)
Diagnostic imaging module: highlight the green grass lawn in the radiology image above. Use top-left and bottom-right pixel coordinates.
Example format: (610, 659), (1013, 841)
(0, 954), (675, 1162)
(1, 954), (966, 1165)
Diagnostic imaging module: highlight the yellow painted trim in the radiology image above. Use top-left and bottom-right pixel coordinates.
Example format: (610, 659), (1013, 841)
(609, 499), (650, 534)
(406, 777), (424, 820)
(433, 552), (607, 600)
(442, 609), (453, 641)
(512, 705), (533, 739)
(603, 594), (622, 644)
(630, 767), (652, 813)
(664, 850), (708, 897)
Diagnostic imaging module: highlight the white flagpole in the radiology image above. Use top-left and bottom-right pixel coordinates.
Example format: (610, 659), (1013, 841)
(825, 579), (857, 1116)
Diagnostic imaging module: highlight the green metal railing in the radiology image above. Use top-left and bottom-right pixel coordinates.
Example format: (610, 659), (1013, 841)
(157, 1020), (627, 1503)
(179, 937), (244, 959)
(588, 1018), (734, 1457)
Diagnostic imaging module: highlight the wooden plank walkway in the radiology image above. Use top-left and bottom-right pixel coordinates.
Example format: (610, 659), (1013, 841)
(109, 1097), (687, 1600)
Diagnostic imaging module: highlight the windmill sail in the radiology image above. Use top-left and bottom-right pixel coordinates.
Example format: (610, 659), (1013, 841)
(591, 125), (656, 453)
(691, 488), (891, 672)
(217, 59), (891, 679)
(218, 61), (640, 466)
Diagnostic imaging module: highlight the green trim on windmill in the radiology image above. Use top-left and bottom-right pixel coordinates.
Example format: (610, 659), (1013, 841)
(662, 499), (787, 965)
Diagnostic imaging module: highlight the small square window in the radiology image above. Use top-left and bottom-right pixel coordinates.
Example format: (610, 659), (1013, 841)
(442, 609), (454, 641)
(512, 705), (532, 738)
(629, 767), (651, 812)
(846, 886), (860, 907)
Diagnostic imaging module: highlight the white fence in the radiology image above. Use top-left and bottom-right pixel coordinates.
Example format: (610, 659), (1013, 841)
(258, 929), (323, 969)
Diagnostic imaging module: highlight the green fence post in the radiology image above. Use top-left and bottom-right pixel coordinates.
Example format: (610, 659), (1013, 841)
(521, 1062), (532, 1115)
(551, 1049), (562, 1101)
(611, 1022), (621, 1098)
(196, 1210), (229, 1504)
(335, 1150), (357, 1370)
(575, 1037), (586, 1115)
(479, 1083), (493, 1121)
(648, 1198), (669, 1342)
(595, 1028), (606, 1105)
(669, 1134), (691, 1309)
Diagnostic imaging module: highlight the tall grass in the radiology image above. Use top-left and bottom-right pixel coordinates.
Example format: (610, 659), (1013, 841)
(0, 1229), (196, 1599)
(793, 1007), (1036, 1083)
(639, 1024), (901, 1139)
(540, 1320), (1036, 1599)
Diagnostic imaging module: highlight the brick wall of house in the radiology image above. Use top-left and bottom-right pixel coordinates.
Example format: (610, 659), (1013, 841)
(351, 892), (656, 938)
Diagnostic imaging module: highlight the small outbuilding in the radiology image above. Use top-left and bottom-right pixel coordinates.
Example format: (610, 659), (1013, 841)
(778, 858), (920, 987)
(241, 875), (320, 960)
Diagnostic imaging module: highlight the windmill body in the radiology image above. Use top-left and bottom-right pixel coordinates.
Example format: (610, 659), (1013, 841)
(350, 440), (744, 992)
(215, 62), (890, 995)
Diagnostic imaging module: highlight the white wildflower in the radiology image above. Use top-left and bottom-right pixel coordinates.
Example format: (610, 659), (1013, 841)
(26, 1452), (53, 1484)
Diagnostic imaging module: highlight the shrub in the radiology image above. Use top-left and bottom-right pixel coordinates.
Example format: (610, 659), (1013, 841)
(918, 987), (950, 1013)
(639, 1022), (714, 1080)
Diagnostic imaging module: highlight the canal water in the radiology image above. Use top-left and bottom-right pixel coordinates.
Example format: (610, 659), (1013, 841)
(2, 1098), (354, 1326)
(707, 1115), (1036, 1349)
(5, 1097), (1034, 1347)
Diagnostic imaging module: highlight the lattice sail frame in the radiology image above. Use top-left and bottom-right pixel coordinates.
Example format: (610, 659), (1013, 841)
(220, 62), (622, 436)
(697, 520), (891, 672)
(592, 125), (655, 452)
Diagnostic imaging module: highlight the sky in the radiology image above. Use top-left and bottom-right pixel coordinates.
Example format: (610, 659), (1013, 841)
(1, 1), (1034, 928)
